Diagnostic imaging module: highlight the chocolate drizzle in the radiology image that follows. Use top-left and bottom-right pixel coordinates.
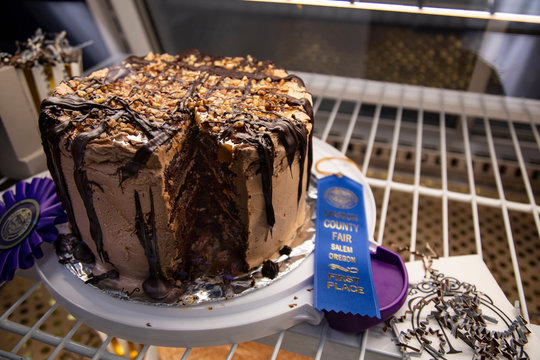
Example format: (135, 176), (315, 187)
(236, 131), (276, 226)
(55, 233), (95, 264)
(134, 189), (171, 299)
(71, 119), (111, 262)
(40, 117), (81, 240)
(104, 65), (131, 83)
(119, 130), (175, 183)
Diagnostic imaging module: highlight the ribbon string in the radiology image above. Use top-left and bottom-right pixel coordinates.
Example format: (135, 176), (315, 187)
(314, 156), (363, 177)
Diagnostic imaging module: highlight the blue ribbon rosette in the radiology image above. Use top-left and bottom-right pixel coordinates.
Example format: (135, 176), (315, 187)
(0, 177), (67, 281)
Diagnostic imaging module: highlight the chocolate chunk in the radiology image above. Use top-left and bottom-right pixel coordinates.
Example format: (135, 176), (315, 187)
(55, 233), (79, 254)
(261, 260), (280, 279)
(279, 245), (292, 256)
(55, 233), (95, 263)
(73, 241), (95, 263)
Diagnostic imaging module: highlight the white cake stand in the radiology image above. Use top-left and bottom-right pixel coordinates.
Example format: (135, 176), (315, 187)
(35, 137), (377, 347)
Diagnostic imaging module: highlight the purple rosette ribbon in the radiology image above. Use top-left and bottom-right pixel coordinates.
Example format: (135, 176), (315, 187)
(0, 177), (67, 281)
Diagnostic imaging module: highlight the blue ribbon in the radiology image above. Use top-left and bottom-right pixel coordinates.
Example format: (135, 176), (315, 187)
(314, 174), (380, 318)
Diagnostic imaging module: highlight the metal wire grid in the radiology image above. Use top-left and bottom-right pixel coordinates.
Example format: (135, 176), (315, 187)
(1, 73), (540, 359)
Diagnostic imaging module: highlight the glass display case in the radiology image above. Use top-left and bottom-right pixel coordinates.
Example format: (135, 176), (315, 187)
(1, 1), (539, 358)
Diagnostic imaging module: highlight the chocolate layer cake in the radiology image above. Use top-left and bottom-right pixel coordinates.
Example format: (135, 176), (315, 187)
(39, 51), (313, 299)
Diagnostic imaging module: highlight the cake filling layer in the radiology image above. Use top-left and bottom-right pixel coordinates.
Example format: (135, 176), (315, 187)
(164, 127), (248, 281)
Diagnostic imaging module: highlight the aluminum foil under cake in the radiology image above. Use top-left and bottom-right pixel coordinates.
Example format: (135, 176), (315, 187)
(55, 178), (318, 307)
